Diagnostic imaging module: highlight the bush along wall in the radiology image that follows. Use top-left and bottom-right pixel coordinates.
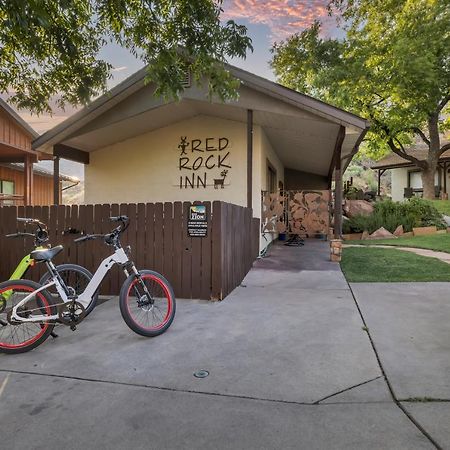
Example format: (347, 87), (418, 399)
(343, 198), (447, 234)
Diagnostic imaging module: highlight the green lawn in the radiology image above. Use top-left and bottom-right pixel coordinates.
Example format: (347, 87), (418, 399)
(341, 247), (450, 282)
(350, 234), (450, 253)
(432, 200), (450, 216)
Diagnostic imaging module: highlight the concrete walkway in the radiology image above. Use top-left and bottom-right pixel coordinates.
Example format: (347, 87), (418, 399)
(345, 243), (450, 264)
(0, 241), (441, 449)
(351, 282), (450, 449)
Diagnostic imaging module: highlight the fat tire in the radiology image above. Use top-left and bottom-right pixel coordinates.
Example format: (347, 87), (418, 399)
(0, 279), (57, 354)
(39, 263), (98, 316)
(119, 270), (176, 337)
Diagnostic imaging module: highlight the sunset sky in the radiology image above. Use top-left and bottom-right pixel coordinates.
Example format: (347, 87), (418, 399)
(14, 1), (338, 135)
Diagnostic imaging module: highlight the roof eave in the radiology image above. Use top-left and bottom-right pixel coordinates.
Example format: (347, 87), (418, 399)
(0, 98), (39, 139)
(33, 63), (369, 151)
(32, 66), (148, 150)
(227, 65), (369, 131)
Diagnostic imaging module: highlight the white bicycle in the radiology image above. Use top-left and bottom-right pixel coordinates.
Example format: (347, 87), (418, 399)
(0, 216), (176, 354)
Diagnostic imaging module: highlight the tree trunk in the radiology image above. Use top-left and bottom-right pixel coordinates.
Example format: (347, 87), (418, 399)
(421, 167), (436, 199)
(421, 113), (441, 200)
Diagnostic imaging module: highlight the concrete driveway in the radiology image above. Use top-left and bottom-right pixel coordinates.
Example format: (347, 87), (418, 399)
(0, 242), (440, 449)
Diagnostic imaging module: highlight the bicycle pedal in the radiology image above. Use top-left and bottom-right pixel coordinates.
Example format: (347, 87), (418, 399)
(70, 324), (77, 331)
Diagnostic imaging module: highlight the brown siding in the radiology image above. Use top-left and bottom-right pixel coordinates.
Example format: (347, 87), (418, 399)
(0, 109), (32, 151)
(0, 165), (57, 205)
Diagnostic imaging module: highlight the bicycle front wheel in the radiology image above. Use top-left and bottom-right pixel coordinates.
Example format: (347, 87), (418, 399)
(0, 279), (57, 354)
(39, 264), (98, 316)
(119, 270), (176, 337)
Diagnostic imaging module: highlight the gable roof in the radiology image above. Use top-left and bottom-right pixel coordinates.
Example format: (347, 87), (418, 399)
(0, 98), (39, 139)
(0, 162), (78, 182)
(32, 64), (369, 151)
(371, 141), (450, 170)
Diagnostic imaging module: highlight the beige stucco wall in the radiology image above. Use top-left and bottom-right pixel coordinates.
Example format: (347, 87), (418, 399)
(390, 167), (443, 201)
(85, 115), (287, 253)
(257, 127), (284, 251)
(85, 115), (251, 208)
(390, 168), (409, 201)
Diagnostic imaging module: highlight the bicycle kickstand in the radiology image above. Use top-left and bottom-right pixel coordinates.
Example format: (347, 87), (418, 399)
(50, 331), (59, 339)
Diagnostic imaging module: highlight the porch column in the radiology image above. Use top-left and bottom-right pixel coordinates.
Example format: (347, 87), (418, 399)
(53, 156), (60, 205)
(438, 165), (442, 196)
(444, 162), (447, 194)
(247, 109), (253, 209)
(330, 126), (345, 238)
(334, 153), (343, 238)
(23, 155), (33, 206)
(377, 169), (386, 196)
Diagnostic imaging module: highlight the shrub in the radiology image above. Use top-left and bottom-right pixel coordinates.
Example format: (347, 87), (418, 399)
(345, 198), (446, 234)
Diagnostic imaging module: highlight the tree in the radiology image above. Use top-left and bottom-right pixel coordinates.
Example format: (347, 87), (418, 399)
(271, 0), (450, 199)
(0, 0), (252, 114)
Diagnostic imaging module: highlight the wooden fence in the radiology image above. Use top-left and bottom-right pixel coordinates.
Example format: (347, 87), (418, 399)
(0, 202), (260, 300)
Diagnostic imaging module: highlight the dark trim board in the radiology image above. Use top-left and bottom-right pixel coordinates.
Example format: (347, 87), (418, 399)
(247, 109), (253, 209)
(54, 144), (90, 164)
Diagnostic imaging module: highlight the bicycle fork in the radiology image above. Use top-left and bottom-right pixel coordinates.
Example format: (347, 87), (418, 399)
(123, 264), (153, 305)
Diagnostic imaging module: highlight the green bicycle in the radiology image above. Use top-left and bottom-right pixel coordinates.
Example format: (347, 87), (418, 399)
(0, 218), (98, 316)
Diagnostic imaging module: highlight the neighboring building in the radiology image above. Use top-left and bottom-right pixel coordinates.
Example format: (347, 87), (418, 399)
(372, 141), (450, 201)
(0, 98), (77, 205)
(0, 162), (78, 206)
(33, 64), (369, 249)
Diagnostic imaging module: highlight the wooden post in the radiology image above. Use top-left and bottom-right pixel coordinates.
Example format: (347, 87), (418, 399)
(437, 165), (442, 196)
(334, 152), (343, 239)
(23, 155), (33, 206)
(53, 156), (60, 205)
(377, 169), (382, 196)
(444, 162), (447, 195)
(377, 169), (386, 196)
(247, 109), (253, 209)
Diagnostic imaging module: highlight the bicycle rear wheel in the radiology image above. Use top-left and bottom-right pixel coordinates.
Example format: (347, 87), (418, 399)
(39, 264), (98, 316)
(119, 270), (176, 337)
(0, 279), (57, 354)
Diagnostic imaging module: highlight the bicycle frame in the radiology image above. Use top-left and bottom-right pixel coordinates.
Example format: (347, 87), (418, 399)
(10, 247), (130, 323)
(2, 247), (46, 301)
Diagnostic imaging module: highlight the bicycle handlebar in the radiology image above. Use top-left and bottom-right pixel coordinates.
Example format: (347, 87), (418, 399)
(6, 232), (36, 239)
(74, 234), (104, 243)
(6, 218), (49, 245)
(74, 216), (129, 246)
(110, 216), (128, 223)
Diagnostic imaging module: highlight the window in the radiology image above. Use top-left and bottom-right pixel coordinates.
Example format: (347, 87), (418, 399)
(0, 180), (15, 205)
(267, 161), (277, 193)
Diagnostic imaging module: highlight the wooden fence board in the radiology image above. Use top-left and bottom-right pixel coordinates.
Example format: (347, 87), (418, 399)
(172, 202), (183, 297)
(200, 202), (212, 300)
(180, 202), (190, 298)
(145, 203), (155, 270)
(191, 202), (202, 299)
(162, 202), (173, 280)
(154, 203), (164, 275)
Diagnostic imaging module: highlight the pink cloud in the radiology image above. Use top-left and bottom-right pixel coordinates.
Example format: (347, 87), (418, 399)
(222, 0), (335, 40)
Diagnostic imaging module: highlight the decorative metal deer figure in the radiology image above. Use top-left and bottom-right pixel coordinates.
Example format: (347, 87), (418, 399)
(214, 170), (228, 189)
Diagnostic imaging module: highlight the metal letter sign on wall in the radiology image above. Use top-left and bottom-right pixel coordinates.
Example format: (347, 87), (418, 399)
(188, 205), (208, 237)
(178, 136), (231, 189)
(261, 190), (330, 237)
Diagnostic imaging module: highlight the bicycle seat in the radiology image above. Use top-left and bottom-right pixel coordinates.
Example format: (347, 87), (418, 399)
(30, 245), (64, 262)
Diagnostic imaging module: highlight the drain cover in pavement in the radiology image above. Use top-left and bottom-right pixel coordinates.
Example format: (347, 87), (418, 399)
(194, 370), (209, 378)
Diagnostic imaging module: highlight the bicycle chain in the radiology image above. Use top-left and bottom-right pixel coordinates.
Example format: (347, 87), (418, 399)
(58, 301), (87, 330)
